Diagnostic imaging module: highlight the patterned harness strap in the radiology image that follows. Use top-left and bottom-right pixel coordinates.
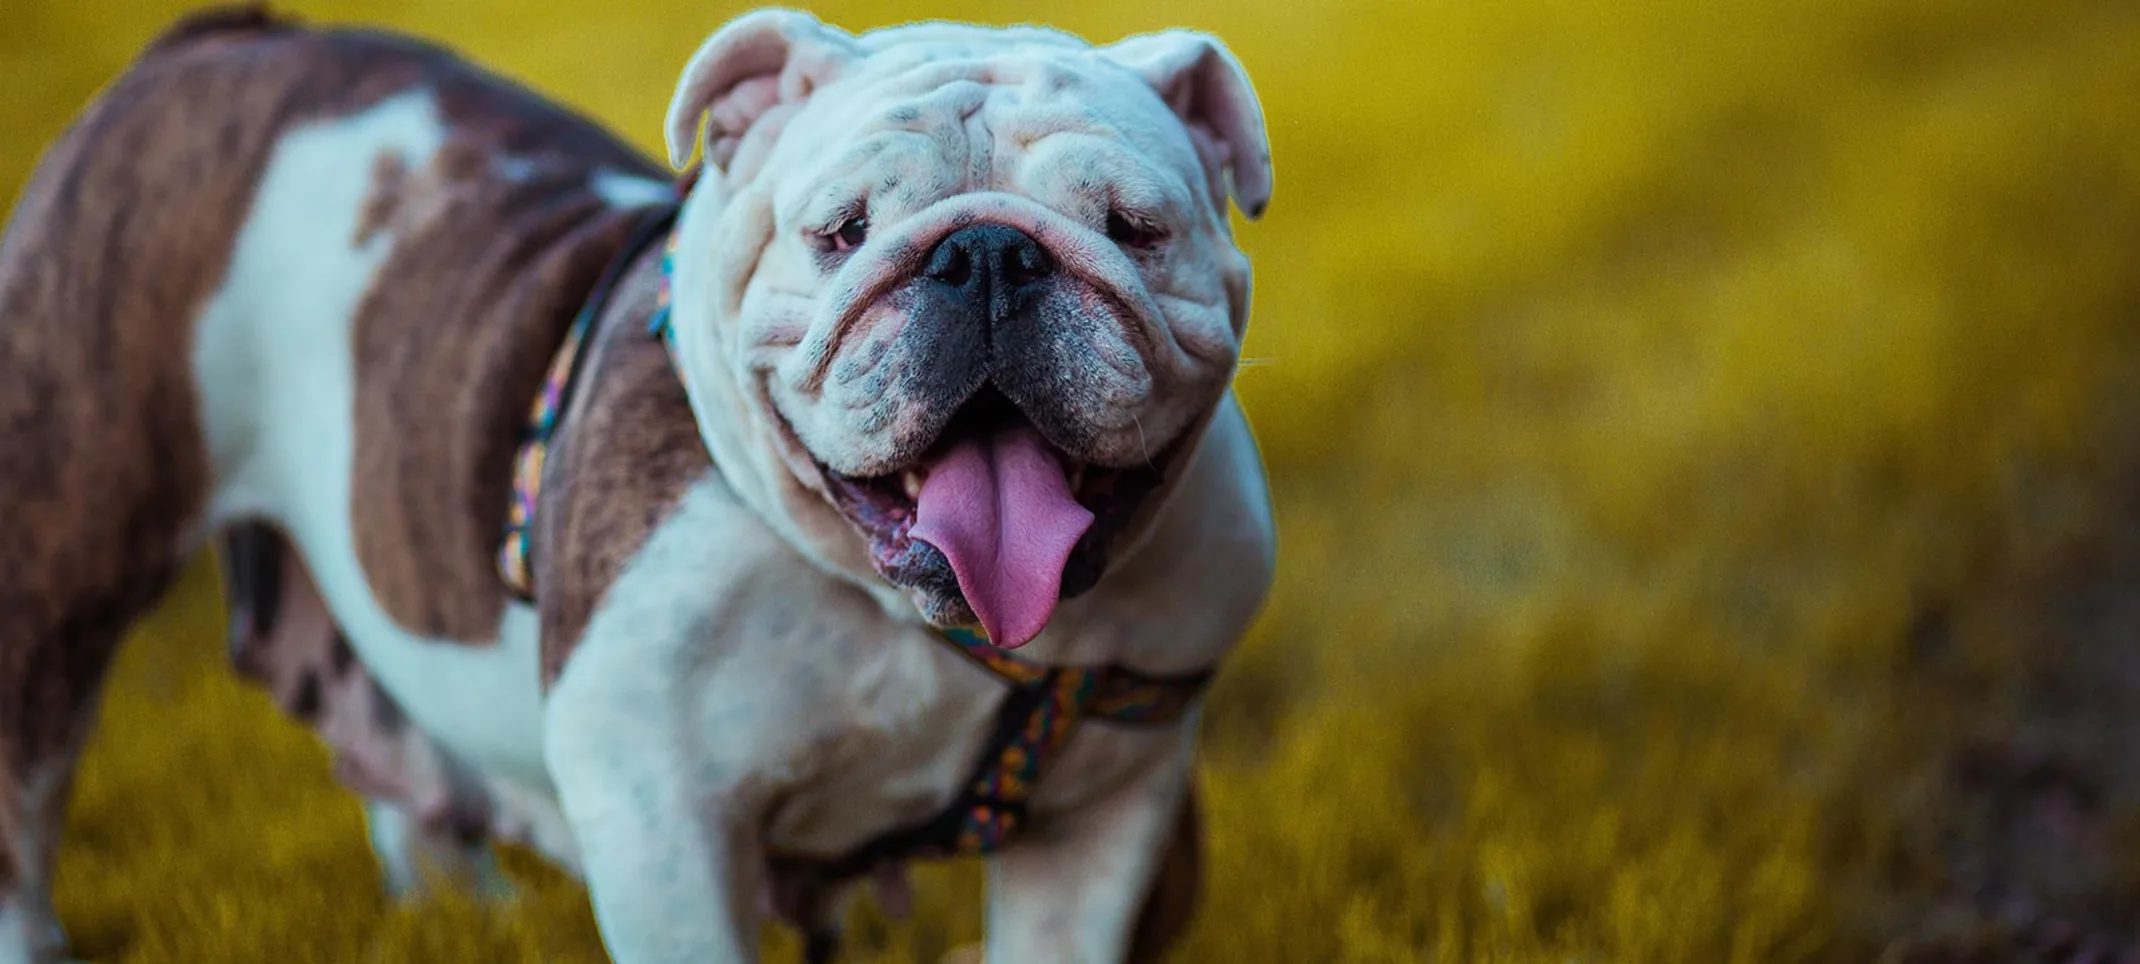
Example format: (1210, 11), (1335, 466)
(502, 196), (1215, 880)
(796, 627), (1214, 882)
(497, 202), (683, 599)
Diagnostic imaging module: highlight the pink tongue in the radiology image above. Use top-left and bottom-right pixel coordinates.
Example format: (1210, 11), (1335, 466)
(910, 426), (1094, 649)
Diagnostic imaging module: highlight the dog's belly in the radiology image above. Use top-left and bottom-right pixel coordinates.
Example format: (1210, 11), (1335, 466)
(188, 89), (553, 795)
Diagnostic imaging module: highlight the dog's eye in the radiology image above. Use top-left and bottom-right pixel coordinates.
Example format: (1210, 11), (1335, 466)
(1105, 210), (1164, 249)
(829, 216), (869, 252)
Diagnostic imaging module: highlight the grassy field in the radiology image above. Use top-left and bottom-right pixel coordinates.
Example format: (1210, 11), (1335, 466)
(7, 0), (2140, 961)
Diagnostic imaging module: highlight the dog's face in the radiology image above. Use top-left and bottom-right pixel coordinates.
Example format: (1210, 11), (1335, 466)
(661, 10), (1271, 647)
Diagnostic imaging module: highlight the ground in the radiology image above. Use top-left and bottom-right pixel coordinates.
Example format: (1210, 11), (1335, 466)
(7, 0), (2140, 961)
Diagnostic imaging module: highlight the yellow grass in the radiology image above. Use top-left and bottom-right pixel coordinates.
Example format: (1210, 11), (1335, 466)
(6, 0), (2140, 960)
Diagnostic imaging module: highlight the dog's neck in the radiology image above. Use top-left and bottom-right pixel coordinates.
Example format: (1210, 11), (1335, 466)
(512, 197), (710, 683)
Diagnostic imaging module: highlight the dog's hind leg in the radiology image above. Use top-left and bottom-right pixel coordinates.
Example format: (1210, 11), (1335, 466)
(0, 199), (214, 964)
(221, 523), (512, 901)
(0, 9), (308, 958)
(346, 679), (511, 901)
(0, 404), (206, 964)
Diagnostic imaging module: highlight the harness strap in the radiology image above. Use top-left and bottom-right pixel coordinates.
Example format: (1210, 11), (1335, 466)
(796, 627), (1213, 881)
(497, 201), (683, 600)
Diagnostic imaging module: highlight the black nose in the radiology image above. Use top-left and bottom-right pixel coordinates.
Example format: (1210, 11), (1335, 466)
(922, 224), (1054, 322)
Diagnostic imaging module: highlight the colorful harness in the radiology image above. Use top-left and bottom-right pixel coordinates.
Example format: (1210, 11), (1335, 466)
(495, 190), (1213, 878)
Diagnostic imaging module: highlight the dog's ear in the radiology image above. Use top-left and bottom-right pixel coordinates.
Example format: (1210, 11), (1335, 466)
(665, 8), (862, 174)
(1099, 31), (1274, 221)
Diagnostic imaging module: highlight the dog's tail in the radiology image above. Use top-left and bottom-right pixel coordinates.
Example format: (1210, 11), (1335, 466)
(143, 3), (299, 57)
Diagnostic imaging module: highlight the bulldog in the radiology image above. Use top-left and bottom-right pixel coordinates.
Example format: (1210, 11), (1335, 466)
(0, 4), (1274, 963)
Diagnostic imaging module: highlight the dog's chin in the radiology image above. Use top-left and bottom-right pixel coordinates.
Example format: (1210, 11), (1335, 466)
(812, 387), (1183, 636)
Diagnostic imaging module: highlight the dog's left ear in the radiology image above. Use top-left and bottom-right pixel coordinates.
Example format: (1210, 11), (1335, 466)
(1099, 31), (1274, 221)
(665, 8), (863, 174)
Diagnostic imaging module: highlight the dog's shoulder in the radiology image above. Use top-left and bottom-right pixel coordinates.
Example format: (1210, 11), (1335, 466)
(533, 251), (720, 685)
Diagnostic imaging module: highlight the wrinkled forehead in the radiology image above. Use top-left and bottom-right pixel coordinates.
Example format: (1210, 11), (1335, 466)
(855, 20), (1089, 57)
(781, 24), (1201, 182)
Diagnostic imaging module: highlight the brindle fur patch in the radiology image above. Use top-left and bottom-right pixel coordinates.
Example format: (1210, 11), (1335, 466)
(532, 238), (714, 685)
(336, 27), (671, 643)
(0, 6), (312, 891)
(354, 150), (411, 247)
(219, 524), (493, 831)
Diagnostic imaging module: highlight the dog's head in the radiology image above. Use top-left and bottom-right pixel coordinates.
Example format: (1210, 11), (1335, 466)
(660, 8), (1270, 647)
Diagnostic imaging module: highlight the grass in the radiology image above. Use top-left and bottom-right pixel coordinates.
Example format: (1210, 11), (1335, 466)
(7, 0), (2140, 960)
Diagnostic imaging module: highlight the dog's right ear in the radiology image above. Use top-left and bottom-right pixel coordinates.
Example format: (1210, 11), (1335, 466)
(664, 8), (862, 174)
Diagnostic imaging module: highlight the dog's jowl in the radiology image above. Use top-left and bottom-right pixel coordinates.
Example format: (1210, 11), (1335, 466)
(0, 5), (1276, 963)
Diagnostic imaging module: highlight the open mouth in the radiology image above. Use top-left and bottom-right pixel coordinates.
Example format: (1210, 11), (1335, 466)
(820, 387), (1176, 648)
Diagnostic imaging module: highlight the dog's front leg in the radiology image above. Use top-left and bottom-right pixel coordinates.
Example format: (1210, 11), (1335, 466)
(983, 726), (1201, 964)
(543, 627), (764, 963)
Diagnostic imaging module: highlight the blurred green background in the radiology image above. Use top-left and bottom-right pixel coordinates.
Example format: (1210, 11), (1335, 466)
(7, 0), (2140, 961)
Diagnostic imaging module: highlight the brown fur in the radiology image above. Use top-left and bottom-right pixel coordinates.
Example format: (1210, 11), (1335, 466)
(0, 6), (305, 893)
(531, 235), (711, 684)
(221, 524), (498, 848)
(332, 34), (669, 643)
(354, 151), (412, 247)
(139, 2), (290, 56)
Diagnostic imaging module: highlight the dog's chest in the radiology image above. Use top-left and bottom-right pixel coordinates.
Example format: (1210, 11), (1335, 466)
(749, 625), (1184, 862)
(563, 498), (1177, 863)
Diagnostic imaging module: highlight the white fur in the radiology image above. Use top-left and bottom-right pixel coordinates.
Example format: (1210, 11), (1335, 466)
(364, 801), (424, 894)
(191, 90), (554, 798)
(538, 399), (1271, 962)
(0, 763), (79, 964)
(592, 168), (675, 209)
(365, 800), (513, 898)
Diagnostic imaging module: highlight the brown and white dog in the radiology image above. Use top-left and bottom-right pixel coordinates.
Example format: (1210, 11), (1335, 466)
(0, 5), (1275, 963)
